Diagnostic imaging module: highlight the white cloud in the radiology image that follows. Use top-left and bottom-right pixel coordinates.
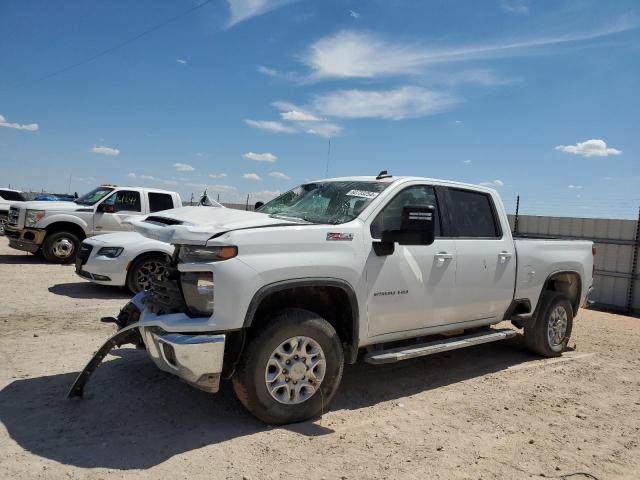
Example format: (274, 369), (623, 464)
(568, 185), (583, 189)
(127, 172), (137, 178)
(208, 173), (227, 179)
(243, 173), (262, 181)
(269, 171), (291, 180)
(280, 109), (321, 122)
(140, 175), (154, 180)
(174, 162), (195, 171)
(500, 0), (529, 14)
(209, 184), (237, 192)
(301, 27), (635, 80)
(245, 119), (296, 133)
(226, 0), (298, 27)
(463, 160), (472, 164)
(455, 120), (464, 125)
(0, 114), (39, 131)
(176, 59), (187, 64)
(243, 151), (277, 162)
(91, 145), (120, 156)
(479, 179), (504, 188)
(312, 86), (457, 120)
(349, 10), (360, 19)
(554, 139), (622, 158)
(305, 122), (343, 138)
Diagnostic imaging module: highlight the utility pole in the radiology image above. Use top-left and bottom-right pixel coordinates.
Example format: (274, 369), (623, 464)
(514, 195), (520, 235)
(325, 138), (331, 178)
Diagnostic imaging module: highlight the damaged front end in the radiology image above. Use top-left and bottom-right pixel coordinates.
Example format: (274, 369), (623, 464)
(68, 275), (226, 399)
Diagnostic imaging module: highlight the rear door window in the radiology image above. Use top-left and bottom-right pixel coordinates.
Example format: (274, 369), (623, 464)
(148, 192), (174, 212)
(103, 190), (142, 212)
(447, 188), (500, 238)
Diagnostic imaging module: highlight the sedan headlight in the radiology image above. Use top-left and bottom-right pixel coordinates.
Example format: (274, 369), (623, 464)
(24, 210), (45, 227)
(181, 272), (214, 317)
(178, 245), (238, 263)
(97, 246), (124, 258)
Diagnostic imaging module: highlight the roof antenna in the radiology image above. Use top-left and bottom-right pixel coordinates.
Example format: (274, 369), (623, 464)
(376, 170), (391, 180)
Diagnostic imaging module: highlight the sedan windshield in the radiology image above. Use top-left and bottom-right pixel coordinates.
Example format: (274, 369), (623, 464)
(257, 181), (389, 224)
(75, 187), (114, 205)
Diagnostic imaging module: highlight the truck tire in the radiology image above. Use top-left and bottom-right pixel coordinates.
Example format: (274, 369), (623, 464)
(232, 308), (344, 425)
(126, 253), (169, 294)
(524, 291), (573, 357)
(42, 231), (80, 263)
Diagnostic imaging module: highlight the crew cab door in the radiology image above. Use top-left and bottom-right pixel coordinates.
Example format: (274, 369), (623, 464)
(364, 184), (457, 338)
(444, 187), (516, 322)
(93, 190), (142, 234)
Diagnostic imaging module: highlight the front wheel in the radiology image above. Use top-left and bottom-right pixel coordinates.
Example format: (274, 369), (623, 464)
(42, 231), (80, 263)
(524, 291), (574, 357)
(126, 254), (169, 293)
(232, 309), (344, 425)
(0, 214), (7, 235)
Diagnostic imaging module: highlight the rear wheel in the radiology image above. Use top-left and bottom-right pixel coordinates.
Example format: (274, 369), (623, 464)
(42, 231), (80, 263)
(126, 254), (169, 293)
(524, 291), (573, 357)
(233, 309), (344, 425)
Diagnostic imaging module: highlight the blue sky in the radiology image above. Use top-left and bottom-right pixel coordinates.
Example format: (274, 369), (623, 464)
(0, 0), (638, 217)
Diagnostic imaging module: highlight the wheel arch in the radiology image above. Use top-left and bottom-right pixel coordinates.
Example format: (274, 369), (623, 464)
(44, 221), (87, 241)
(531, 270), (582, 323)
(243, 278), (360, 364)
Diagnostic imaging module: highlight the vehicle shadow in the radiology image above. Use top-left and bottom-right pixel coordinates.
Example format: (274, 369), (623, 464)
(0, 338), (535, 470)
(0, 253), (47, 265)
(48, 282), (131, 300)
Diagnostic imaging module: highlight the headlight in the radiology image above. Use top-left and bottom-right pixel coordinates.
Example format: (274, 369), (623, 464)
(97, 246), (124, 258)
(181, 272), (214, 317)
(178, 245), (238, 263)
(24, 210), (45, 227)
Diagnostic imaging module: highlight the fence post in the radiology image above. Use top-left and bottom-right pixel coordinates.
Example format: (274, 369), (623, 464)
(627, 206), (640, 314)
(513, 195), (520, 235)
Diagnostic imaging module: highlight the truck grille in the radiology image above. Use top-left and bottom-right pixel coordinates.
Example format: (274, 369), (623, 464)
(142, 268), (185, 315)
(76, 243), (93, 266)
(8, 207), (19, 227)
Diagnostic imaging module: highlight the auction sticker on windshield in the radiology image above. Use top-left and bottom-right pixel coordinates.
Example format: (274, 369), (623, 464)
(346, 189), (379, 199)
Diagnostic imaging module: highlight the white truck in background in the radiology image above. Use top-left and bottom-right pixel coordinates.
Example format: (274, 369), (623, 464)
(75, 198), (224, 293)
(5, 185), (182, 263)
(0, 188), (27, 235)
(70, 173), (595, 425)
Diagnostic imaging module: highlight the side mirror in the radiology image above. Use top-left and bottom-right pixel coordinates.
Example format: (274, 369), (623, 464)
(97, 203), (116, 214)
(254, 201), (264, 210)
(373, 205), (436, 256)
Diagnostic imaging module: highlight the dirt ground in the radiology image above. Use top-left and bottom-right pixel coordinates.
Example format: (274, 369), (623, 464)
(0, 241), (639, 480)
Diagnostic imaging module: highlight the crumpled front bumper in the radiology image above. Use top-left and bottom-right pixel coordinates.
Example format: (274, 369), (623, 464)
(140, 327), (225, 393)
(5, 227), (46, 253)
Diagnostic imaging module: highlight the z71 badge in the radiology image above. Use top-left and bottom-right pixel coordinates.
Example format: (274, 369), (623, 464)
(327, 232), (354, 241)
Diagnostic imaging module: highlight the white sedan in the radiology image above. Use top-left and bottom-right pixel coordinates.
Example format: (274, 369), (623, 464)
(75, 232), (174, 293)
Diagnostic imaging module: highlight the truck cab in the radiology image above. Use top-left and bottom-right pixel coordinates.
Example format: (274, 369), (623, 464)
(5, 185), (182, 263)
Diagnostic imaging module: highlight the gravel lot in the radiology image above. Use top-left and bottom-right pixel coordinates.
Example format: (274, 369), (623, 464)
(0, 240), (639, 479)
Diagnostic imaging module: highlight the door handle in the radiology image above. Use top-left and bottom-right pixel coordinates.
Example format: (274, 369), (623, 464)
(435, 252), (454, 262)
(498, 251), (513, 263)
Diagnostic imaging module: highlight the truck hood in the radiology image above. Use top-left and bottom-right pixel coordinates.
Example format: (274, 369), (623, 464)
(19, 201), (91, 212)
(128, 206), (305, 244)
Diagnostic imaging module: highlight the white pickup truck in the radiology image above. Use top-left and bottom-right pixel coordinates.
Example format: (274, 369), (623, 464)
(5, 185), (181, 263)
(0, 188), (27, 235)
(70, 174), (595, 425)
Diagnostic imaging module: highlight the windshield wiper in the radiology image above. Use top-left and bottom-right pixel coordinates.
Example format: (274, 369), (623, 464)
(269, 213), (313, 224)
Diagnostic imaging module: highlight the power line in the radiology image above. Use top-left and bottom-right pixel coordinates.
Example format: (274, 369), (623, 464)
(2, 0), (215, 91)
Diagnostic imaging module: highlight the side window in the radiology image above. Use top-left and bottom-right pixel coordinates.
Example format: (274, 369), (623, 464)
(103, 190), (141, 213)
(370, 185), (441, 239)
(148, 192), (174, 212)
(447, 188), (500, 238)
